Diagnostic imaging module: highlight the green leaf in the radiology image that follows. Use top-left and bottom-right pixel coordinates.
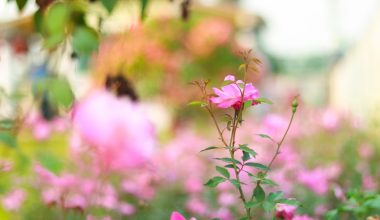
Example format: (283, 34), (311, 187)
(188, 101), (207, 107)
(49, 78), (74, 108)
(44, 2), (70, 36)
(214, 157), (242, 165)
(16, 0), (27, 11)
(262, 201), (275, 212)
(101, 0), (118, 13)
(277, 198), (300, 206)
(239, 144), (257, 158)
(216, 166), (230, 178)
(256, 97), (273, 105)
(140, 0), (149, 20)
(200, 146), (218, 152)
(261, 178), (278, 186)
(268, 191), (284, 202)
(224, 164), (235, 169)
(229, 179), (240, 189)
(244, 200), (260, 208)
(325, 209), (338, 220)
(0, 119), (15, 130)
(0, 132), (17, 148)
(72, 26), (99, 56)
(257, 133), (275, 142)
(204, 176), (226, 188)
(243, 100), (253, 109)
(242, 151), (250, 161)
(238, 218), (249, 220)
(245, 162), (269, 171)
(253, 185), (265, 202)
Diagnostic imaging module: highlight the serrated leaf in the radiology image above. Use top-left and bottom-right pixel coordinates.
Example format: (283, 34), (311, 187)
(239, 145), (257, 158)
(204, 176), (226, 188)
(244, 200), (260, 208)
(214, 157), (242, 165)
(216, 166), (230, 178)
(256, 97), (273, 105)
(101, 0), (118, 13)
(229, 179), (240, 189)
(0, 132), (17, 148)
(245, 162), (269, 171)
(253, 185), (265, 202)
(200, 146), (218, 152)
(268, 191), (284, 202)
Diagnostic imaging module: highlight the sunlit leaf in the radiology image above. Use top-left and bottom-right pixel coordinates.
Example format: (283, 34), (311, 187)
(245, 162), (269, 171)
(239, 144), (257, 158)
(72, 26), (99, 56)
(101, 0), (118, 13)
(200, 146), (218, 152)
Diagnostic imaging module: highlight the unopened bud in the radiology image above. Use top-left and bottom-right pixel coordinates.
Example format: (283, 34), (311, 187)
(292, 99), (298, 113)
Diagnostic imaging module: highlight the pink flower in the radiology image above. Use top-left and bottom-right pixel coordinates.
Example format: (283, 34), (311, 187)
(1, 189), (26, 211)
(275, 203), (297, 220)
(224, 75), (235, 81)
(72, 89), (156, 170)
(210, 76), (260, 110)
(170, 212), (186, 220)
(293, 215), (314, 220)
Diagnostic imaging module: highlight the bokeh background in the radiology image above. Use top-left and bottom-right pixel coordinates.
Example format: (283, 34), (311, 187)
(0, 0), (380, 219)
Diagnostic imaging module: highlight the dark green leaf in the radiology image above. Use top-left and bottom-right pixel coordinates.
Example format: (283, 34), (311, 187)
(204, 176), (226, 188)
(101, 0), (118, 13)
(261, 178), (278, 186)
(0, 132), (17, 148)
(253, 184), (265, 202)
(242, 151), (250, 161)
(239, 144), (257, 158)
(140, 0), (149, 20)
(16, 0), (27, 11)
(216, 166), (230, 178)
(214, 157), (242, 165)
(245, 162), (269, 171)
(200, 146), (218, 152)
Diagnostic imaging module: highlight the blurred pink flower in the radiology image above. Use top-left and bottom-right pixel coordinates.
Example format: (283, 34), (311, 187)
(0, 160), (12, 172)
(297, 165), (340, 195)
(186, 18), (232, 57)
(26, 111), (69, 141)
(293, 215), (314, 220)
(275, 203), (296, 220)
(186, 197), (208, 216)
(1, 189), (26, 211)
(118, 202), (135, 215)
(210, 76), (260, 110)
(217, 192), (236, 207)
(363, 175), (378, 190)
(72, 89), (156, 170)
(170, 211), (196, 220)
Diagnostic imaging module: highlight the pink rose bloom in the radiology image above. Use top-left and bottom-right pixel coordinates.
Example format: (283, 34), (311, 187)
(275, 203), (297, 220)
(210, 75), (260, 110)
(1, 189), (26, 211)
(72, 89), (155, 169)
(293, 215), (314, 220)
